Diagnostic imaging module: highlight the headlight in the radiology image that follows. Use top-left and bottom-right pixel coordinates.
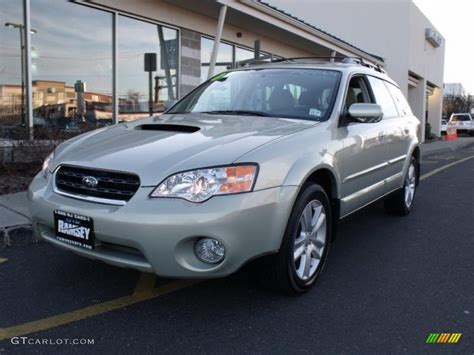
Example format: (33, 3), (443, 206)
(41, 151), (55, 178)
(150, 164), (258, 202)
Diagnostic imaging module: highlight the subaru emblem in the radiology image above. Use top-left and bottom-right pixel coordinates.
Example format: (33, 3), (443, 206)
(82, 176), (98, 188)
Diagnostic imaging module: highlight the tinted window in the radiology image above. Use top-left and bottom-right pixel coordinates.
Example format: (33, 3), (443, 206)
(367, 76), (399, 118)
(386, 83), (412, 116)
(170, 69), (341, 121)
(452, 115), (471, 122)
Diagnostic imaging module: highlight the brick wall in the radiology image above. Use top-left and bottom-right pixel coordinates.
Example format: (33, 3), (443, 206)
(180, 29), (202, 97)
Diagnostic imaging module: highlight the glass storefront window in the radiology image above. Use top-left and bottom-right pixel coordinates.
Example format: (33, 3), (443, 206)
(235, 46), (254, 66)
(118, 16), (178, 122)
(200, 37), (276, 83)
(30, 0), (113, 136)
(0, 0), (25, 137)
(201, 37), (233, 82)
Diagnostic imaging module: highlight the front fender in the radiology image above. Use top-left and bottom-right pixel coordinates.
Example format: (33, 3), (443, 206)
(236, 125), (343, 195)
(282, 153), (341, 199)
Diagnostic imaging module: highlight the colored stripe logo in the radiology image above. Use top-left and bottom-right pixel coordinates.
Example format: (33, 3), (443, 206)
(426, 333), (462, 344)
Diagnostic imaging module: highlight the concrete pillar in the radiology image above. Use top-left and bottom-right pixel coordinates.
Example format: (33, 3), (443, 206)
(427, 87), (443, 137)
(408, 79), (426, 142)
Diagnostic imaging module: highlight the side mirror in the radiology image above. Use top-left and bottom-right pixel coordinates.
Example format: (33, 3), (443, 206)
(164, 99), (177, 111)
(348, 103), (383, 123)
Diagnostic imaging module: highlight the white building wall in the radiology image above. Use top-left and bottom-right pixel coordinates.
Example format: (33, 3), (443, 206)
(284, 0), (411, 94)
(408, 4), (444, 87)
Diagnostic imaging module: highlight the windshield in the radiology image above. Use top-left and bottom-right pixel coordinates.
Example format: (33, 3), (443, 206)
(169, 69), (341, 121)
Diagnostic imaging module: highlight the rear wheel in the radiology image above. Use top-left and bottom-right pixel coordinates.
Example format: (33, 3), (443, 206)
(267, 183), (331, 294)
(384, 157), (418, 216)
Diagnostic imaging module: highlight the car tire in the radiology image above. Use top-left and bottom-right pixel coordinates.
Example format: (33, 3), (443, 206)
(384, 156), (418, 216)
(266, 183), (332, 295)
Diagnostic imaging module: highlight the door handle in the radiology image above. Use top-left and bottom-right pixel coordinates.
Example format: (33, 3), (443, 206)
(403, 127), (410, 135)
(377, 132), (386, 141)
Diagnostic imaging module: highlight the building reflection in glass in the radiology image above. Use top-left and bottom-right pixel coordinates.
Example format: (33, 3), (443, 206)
(0, 0), (25, 129)
(118, 15), (178, 122)
(28, 0), (113, 132)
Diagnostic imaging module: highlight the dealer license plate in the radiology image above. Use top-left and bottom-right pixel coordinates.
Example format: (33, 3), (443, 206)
(54, 210), (95, 250)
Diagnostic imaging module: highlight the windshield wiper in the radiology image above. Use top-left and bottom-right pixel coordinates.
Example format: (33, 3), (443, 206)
(199, 110), (272, 117)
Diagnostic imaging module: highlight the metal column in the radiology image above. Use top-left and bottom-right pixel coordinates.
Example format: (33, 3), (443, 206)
(23, 0), (33, 135)
(207, 5), (227, 79)
(112, 13), (118, 124)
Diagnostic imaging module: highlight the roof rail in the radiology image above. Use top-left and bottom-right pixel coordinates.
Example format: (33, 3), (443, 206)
(341, 57), (386, 74)
(271, 56), (355, 63)
(241, 56), (385, 73)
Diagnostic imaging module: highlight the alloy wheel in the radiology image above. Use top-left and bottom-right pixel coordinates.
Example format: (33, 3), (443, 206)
(404, 163), (416, 208)
(293, 200), (327, 281)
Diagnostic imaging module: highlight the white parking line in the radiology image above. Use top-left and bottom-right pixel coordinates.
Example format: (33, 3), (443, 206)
(420, 155), (474, 181)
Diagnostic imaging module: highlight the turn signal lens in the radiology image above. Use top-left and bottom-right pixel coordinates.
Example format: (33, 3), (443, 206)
(216, 165), (256, 194)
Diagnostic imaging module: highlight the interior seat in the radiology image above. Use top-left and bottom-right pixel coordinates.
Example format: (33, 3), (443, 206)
(298, 90), (321, 107)
(268, 88), (294, 113)
(345, 88), (357, 110)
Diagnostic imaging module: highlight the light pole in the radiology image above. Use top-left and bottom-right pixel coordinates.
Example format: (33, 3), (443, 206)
(4, 22), (36, 126)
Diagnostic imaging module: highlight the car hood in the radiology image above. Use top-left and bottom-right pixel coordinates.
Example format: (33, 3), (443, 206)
(54, 113), (315, 185)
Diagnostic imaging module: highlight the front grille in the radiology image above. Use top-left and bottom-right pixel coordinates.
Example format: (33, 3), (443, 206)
(55, 165), (140, 203)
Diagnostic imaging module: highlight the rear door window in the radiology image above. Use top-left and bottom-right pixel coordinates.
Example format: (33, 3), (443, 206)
(386, 83), (412, 117)
(367, 76), (399, 118)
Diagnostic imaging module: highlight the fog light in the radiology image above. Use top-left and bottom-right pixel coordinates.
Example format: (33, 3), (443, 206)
(194, 238), (225, 264)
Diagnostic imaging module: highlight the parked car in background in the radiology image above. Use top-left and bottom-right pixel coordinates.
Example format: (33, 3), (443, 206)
(449, 113), (474, 135)
(440, 119), (448, 135)
(29, 59), (421, 294)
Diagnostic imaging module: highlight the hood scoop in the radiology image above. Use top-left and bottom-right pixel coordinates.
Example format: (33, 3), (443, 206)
(136, 124), (200, 133)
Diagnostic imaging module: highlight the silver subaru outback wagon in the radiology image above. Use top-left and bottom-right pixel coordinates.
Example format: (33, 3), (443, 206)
(29, 59), (421, 294)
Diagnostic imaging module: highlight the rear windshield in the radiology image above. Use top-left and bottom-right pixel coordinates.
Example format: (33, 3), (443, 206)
(452, 115), (471, 121)
(169, 69), (342, 121)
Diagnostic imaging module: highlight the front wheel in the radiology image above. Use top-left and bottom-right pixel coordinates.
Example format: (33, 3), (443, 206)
(267, 183), (332, 294)
(384, 157), (418, 216)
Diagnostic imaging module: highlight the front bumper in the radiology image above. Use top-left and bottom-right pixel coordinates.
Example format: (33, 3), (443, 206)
(28, 173), (298, 278)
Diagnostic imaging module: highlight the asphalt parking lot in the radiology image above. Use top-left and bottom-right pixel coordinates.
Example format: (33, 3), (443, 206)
(1, 145), (473, 354)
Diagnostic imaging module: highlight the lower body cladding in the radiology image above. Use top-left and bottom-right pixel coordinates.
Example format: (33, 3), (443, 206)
(28, 174), (298, 278)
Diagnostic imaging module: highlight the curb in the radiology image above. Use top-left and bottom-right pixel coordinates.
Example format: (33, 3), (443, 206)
(421, 140), (474, 157)
(0, 224), (34, 249)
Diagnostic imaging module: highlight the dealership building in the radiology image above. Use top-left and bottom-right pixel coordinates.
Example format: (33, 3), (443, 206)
(0, 0), (444, 140)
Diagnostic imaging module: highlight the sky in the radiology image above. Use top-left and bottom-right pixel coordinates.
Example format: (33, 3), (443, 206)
(268, 0), (474, 94)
